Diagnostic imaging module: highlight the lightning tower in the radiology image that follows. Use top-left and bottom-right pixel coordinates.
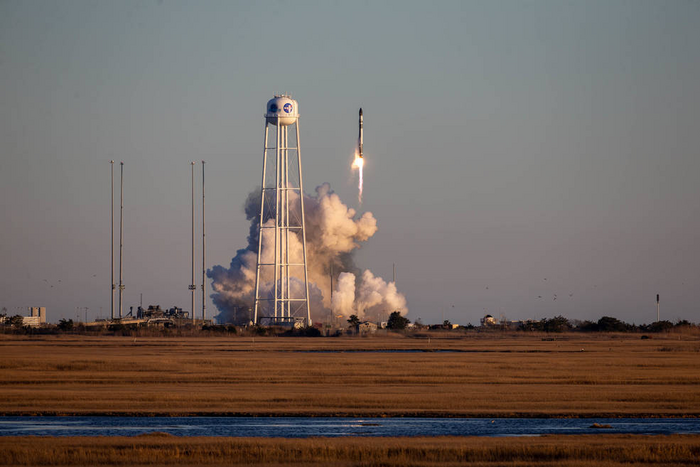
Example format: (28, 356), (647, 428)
(118, 162), (124, 318)
(253, 95), (312, 326)
(110, 160), (115, 320)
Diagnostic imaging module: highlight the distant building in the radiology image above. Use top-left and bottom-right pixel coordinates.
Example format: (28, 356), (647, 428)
(479, 314), (541, 329)
(22, 307), (47, 327)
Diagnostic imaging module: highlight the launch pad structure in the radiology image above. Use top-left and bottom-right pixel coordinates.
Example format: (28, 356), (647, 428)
(253, 95), (312, 326)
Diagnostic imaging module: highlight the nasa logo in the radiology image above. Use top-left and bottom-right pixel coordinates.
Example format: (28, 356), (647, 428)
(269, 104), (278, 113)
(283, 103), (293, 113)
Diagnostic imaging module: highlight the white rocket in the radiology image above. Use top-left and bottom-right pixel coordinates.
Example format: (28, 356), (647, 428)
(358, 108), (363, 158)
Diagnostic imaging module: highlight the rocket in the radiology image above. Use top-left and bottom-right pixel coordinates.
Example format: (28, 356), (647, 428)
(358, 108), (364, 158)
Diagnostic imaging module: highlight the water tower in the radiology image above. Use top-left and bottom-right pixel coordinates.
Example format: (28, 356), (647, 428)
(253, 95), (312, 326)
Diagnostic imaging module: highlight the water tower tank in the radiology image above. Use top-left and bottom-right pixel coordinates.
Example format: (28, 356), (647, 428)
(265, 95), (298, 126)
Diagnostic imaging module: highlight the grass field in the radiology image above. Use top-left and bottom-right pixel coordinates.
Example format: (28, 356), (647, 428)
(1, 433), (700, 466)
(1, 333), (699, 417)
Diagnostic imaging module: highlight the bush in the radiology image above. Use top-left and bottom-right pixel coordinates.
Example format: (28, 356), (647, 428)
(577, 320), (598, 332)
(282, 326), (321, 337)
(597, 316), (629, 332)
(57, 318), (74, 332)
(542, 316), (571, 333)
(674, 320), (694, 328)
(387, 311), (410, 330)
(108, 322), (137, 336)
(251, 325), (267, 336)
(644, 320), (674, 333)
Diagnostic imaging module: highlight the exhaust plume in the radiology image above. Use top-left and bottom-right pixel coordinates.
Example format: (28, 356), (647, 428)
(352, 154), (363, 204)
(208, 183), (407, 324)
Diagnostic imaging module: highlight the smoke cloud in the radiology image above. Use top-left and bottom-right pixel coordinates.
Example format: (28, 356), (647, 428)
(208, 183), (407, 324)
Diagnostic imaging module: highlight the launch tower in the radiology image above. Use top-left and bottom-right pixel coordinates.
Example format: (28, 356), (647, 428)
(253, 95), (312, 326)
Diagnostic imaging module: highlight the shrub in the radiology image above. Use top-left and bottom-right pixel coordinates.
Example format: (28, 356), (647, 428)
(597, 316), (629, 332)
(542, 316), (571, 333)
(282, 326), (321, 337)
(645, 320), (674, 333)
(387, 311), (410, 330)
(57, 318), (74, 332)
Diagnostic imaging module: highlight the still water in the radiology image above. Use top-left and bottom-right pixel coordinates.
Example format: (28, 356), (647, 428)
(1, 417), (699, 438)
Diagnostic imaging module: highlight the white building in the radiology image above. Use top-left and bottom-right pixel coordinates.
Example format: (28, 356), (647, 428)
(23, 307), (47, 327)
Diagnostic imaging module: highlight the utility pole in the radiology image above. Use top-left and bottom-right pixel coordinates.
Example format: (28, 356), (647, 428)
(202, 161), (206, 322)
(190, 162), (196, 324)
(110, 161), (115, 320)
(118, 162), (124, 319)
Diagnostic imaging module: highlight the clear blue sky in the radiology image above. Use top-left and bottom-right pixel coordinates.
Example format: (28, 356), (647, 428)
(1, 0), (698, 324)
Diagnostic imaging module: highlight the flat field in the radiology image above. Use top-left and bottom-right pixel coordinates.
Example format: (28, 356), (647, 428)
(1, 333), (699, 417)
(1, 433), (700, 466)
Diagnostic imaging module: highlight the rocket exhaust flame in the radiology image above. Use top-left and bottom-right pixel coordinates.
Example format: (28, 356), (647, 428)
(352, 153), (363, 204)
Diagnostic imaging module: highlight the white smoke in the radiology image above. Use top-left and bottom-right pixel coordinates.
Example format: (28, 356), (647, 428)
(356, 270), (407, 319)
(330, 269), (408, 321)
(208, 183), (407, 324)
(331, 272), (356, 318)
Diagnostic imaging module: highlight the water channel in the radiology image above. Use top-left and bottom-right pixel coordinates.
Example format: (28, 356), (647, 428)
(1, 417), (699, 438)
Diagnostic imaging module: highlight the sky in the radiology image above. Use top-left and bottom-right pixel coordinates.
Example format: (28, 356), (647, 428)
(1, 0), (699, 325)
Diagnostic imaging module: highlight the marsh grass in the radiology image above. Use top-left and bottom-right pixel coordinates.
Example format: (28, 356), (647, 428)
(1, 435), (700, 466)
(1, 335), (699, 417)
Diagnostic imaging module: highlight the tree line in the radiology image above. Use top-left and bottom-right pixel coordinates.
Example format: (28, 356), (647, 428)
(505, 315), (694, 333)
(1, 310), (696, 335)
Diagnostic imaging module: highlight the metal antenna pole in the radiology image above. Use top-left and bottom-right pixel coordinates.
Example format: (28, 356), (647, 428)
(118, 162), (124, 319)
(190, 162), (196, 324)
(202, 161), (206, 322)
(110, 161), (114, 320)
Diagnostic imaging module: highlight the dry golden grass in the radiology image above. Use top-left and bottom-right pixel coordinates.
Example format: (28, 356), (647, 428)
(1, 434), (700, 466)
(1, 334), (699, 417)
